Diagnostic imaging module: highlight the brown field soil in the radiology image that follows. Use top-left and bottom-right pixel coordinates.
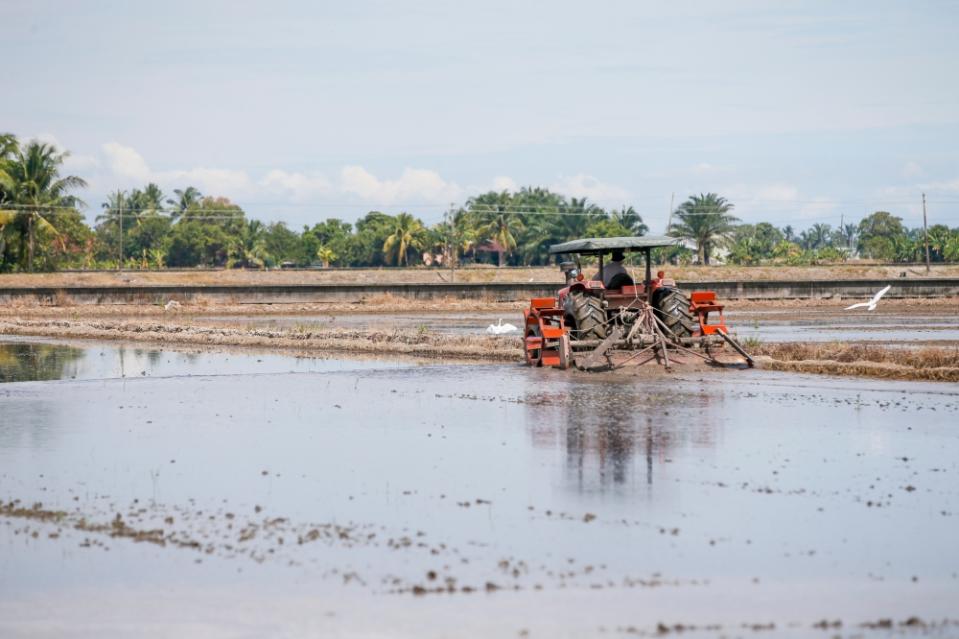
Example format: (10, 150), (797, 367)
(0, 318), (521, 362)
(1, 262), (958, 288)
(0, 293), (956, 319)
(751, 343), (959, 382)
(2, 315), (957, 382)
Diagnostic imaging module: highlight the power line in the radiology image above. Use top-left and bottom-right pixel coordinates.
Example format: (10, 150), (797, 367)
(3, 203), (958, 225)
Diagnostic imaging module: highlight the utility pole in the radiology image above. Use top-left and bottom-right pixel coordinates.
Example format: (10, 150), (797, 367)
(447, 202), (455, 283)
(118, 202), (123, 271)
(664, 192), (675, 234)
(840, 212), (846, 252)
(922, 193), (930, 273)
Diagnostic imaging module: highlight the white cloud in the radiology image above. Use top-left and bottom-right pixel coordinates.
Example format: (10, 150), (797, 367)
(690, 162), (732, 175)
(261, 170), (333, 202)
(339, 166), (463, 205)
(721, 183), (841, 224)
(753, 183), (799, 202)
(920, 177), (959, 193)
(902, 161), (924, 178)
(169, 167), (253, 197)
(62, 153), (100, 172)
(491, 176), (518, 192)
(100, 142), (252, 196)
(102, 142), (152, 182)
(549, 174), (630, 205)
(63, 140), (639, 224)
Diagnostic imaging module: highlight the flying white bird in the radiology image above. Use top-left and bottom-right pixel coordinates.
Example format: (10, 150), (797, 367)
(844, 285), (891, 311)
(486, 318), (519, 335)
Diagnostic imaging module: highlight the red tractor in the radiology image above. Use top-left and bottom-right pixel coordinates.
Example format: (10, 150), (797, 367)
(523, 236), (752, 371)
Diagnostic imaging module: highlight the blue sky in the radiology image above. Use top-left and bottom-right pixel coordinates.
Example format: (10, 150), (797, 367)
(5, 0), (959, 231)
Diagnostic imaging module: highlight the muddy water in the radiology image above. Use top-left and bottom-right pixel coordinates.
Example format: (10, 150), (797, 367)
(727, 306), (959, 345)
(200, 307), (959, 345)
(1, 340), (958, 637)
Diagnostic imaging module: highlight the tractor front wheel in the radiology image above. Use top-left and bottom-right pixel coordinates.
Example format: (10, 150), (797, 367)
(567, 291), (607, 341)
(654, 288), (697, 339)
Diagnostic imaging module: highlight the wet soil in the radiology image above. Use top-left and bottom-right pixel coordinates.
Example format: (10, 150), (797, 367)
(1, 341), (957, 637)
(3, 263), (959, 288)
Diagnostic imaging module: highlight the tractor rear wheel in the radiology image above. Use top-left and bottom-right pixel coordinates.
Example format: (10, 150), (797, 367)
(567, 291), (607, 341)
(655, 288), (697, 339)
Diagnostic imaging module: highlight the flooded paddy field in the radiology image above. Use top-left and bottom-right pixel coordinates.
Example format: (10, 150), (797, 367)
(1, 338), (958, 637)
(197, 304), (959, 347)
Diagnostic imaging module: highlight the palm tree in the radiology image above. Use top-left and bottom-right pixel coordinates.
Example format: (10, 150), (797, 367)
(465, 191), (526, 266)
(668, 193), (739, 265)
(0, 135), (17, 262)
(383, 213), (427, 266)
(478, 210), (524, 266)
(317, 245), (337, 268)
(166, 186), (202, 218)
(805, 223), (832, 250)
(133, 183), (165, 213)
(839, 223), (857, 249)
(610, 206), (649, 236)
(231, 219), (269, 268)
(2, 141), (87, 271)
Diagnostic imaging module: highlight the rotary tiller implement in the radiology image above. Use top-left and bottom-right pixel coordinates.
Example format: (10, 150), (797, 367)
(523, 236), (754, 372)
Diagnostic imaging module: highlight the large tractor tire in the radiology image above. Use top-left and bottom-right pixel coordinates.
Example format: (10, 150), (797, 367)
(654, 288), (697, 339)
(566, 291), (607, 341)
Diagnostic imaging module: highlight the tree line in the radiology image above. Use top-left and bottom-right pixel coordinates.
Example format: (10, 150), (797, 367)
(2, 134), (958, 272)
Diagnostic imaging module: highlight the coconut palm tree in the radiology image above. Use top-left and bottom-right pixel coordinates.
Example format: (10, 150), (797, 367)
(2, 141), (87, 271)
(166, 186), (202, 218)
(230, 219), (270, 268)
(317, 245), (337, 268)
(465, 191), (526, 266)
(668, 193), (739, 265)
(610, 206), (649, 236)
(383, 212), (427, 266)
(134, 183), (165, 213)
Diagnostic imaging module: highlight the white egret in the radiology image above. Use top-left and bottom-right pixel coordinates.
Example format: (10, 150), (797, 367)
(844, 285), (891, 311)
(486, 319), (519, 334)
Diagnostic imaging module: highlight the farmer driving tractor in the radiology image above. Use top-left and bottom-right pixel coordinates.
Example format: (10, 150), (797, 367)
(592, 249), (628, 287)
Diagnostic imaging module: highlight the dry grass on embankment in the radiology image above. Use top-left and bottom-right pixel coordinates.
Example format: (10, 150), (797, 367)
(0, 294), (956, 320)
(752, 342), (959, 382)
(0, 318), (520, 362)
(0, 294), (526, 318)
(2, 318), (957, 382)
(3, 262), (959, 288)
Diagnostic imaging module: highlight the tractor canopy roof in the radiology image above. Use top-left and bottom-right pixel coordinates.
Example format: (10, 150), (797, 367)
(548, 235), (681, 255)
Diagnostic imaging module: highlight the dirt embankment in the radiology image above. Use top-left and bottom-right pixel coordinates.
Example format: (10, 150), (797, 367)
(752, 343), (959, 382)
(0, 294), (527, 318)
(2, 263), (958, 288)
(2, 316), (958, 382)
(1, 294), (956, 320)
(0, 318), (521, 362)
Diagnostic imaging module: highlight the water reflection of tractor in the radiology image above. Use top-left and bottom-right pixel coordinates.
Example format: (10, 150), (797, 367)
(523, 236), (753, 371)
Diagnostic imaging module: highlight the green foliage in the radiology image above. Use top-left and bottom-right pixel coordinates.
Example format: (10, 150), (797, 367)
(165, 197), (246, 267)
(303, 218), (352, 265)
(726, 223), (786, 264)
(383, 212), (427, 266)
(668, 193), (739, 265)
(0, 137), (88, 271)
(6, 133), (959, 271)
(858, 211), (905, 259)
(261, 222), (301, 265)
